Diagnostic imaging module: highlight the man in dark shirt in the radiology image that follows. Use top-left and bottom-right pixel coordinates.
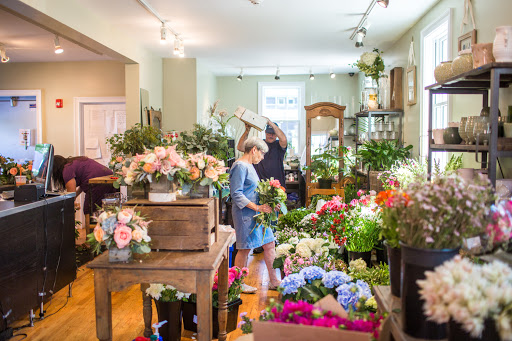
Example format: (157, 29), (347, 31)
(237, 119), (287, 254)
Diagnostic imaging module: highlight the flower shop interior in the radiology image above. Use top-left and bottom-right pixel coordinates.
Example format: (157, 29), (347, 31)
(2, 0), (512, 340)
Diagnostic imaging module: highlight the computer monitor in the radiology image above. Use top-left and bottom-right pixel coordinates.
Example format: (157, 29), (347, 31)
(32, 143), (54, 192)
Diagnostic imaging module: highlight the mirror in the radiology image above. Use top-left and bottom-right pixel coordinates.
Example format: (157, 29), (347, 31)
(310, 116), (339, 156)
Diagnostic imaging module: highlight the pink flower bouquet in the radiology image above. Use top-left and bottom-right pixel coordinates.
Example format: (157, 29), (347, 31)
(183, 152), (229, 189)
(86, 206), (152, 255)
(486, 199), (512, 249)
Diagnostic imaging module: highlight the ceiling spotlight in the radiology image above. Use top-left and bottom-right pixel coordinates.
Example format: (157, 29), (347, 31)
(237, 68), (244, 81)
(377, 0), (389, 8)
(355, 34), (364, 48)
(178, 40), (185, 57)
(173, 36), (180, 55)
(309, 68), (315, 80)
(54, 35), (63, 54)
(356, 27), (367, 38)
(249, 0), (264, 4)
(160, 23), (167, 44)
(275, 67), (280, 81)
(0, 45), (9, 63)
(330, 69), (336, 79)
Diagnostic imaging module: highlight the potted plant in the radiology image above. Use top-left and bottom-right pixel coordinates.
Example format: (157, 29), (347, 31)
(377, 175), (494, 339)
(304, 146), (347, 189)
(356, 140), (412, 192)
(182, 266), (248, 338)
(177, 124), (233, 162)
(106, 123), (163, 158)
(86, 206), (152, 262)
(145, 284), (191, 341)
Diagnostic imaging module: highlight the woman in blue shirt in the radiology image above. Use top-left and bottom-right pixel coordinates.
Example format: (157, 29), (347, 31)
(230, 136), (281, 293)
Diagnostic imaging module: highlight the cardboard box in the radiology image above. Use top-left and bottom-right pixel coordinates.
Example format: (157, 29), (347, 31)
(234, 106), (268, 131)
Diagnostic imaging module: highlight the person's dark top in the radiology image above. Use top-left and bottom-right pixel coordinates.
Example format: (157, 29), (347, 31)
(253, 140), (287, 188)
(62, 158), (114, 214)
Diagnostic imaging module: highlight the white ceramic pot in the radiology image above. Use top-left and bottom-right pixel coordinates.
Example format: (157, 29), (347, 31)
(493, 26), (512, 62)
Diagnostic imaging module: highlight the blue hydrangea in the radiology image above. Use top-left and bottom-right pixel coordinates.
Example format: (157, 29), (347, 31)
(299, 266), (326, 282)
(335, 279), (372, 311)
(322, 271), (351, 289)
(101, 216), (117, 234)
(279, 273), (306, 295)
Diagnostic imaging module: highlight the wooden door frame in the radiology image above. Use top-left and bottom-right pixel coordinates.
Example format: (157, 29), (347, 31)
(73, 96), (126, 157)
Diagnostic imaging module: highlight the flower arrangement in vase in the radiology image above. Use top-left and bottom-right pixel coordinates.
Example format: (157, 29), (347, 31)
(182, 152), (229, 198)
(418, 256), (512, 340)
(352, 48), (385, 84)
(0, 154), (33, 184)
(86, 206), (151, 261)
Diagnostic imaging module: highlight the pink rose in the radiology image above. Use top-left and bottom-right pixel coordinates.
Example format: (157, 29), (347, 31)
(154, 146), (166, 159)
(117, 210), (132, 224)
(228, 272), (236, 285)
(204, 167), (218, 181)
(129, 161), (138, 170)
(160, 159), (173, 175)
(134, 153), (145, 162)
(168, 147), (184, 167)
(114, 224), (132, 249)
(132, 228), (143, 243)
(241, 267), (249, 277)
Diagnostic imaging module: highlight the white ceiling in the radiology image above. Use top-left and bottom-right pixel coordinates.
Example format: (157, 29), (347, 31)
(0, 0), (440, 76)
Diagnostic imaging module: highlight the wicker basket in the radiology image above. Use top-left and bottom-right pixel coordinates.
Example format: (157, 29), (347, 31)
(369, 170), (386, 193)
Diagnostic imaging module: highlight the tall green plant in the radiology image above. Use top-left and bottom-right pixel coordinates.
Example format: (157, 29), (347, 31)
(304, 145), (351, 180)
(177, 124), (233, 161)
(106, 123), (162, 157)
(357, 140), (412, 171)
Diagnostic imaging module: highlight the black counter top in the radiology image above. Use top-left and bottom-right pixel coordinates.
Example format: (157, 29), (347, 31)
(0, 192), (75, 218)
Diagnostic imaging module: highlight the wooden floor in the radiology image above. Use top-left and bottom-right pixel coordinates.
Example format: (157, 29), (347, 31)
(10, 248), (279, 341)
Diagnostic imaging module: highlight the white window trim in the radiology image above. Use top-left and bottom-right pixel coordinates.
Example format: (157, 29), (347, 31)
(420, 8), (453, 159)
(257, 81), (306, 154)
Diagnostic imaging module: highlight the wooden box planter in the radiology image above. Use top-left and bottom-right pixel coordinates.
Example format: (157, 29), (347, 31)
(124, 197), (218, 251)
(182, 298), (242, 338)
(253, 321), (372, 341)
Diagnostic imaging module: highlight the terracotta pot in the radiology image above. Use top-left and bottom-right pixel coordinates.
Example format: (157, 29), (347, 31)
(434, 61), (454, 83)
(472, 43), (495, 68)
(493, 26), (512, 62)
(452, 51), (473, 75)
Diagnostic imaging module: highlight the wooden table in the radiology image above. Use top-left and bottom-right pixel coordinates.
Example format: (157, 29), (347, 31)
(88, 231), (234, 341)
(374, 286), (447, 341)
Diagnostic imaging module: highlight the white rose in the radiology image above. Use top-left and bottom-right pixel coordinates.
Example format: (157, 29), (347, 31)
(197, 159), (206, 170)
(124, 170), (136, 185)
(97, 211), (109, 223)
(143, 153), (157, 164)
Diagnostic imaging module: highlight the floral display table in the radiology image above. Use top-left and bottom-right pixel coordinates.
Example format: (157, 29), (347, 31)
(87, 231), (235, 341)
(374, 286), (447, 341)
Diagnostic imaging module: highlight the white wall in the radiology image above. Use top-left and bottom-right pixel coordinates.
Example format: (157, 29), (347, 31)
(196, 60), (218, 125)
(0, 97), (37, 161)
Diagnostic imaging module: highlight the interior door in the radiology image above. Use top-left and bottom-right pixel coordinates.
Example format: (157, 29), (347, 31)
(81, 103), (126, 166)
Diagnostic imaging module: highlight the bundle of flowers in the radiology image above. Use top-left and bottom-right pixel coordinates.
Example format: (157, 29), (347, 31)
(0, 154), (33, 183)
(108, 155), (127, 173)
(253, 178), (288, 240)
(116, 145), (188, 187)
(86, 206), (151, 254)
(273, 236), (338, 271)
(145, 283), (191, 302)
(486, 199), (512, 248)
(183, 152), (229, 189)
(276, 208), (314, 232)
(278, 266), (375, 312)
(239, 299), (384, 340)
(186, 266), (249, 307)
(282, 252), (347, 277)
(298, 212), (320, 234)
(377, 174), (494, 249)
(351, 48), (385, 83)
(378, 158), (427, 190)
(418, 256), (512, 340)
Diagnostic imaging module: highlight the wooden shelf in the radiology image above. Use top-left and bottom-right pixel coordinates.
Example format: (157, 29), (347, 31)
(355, 109), (403, 118)
(430, 138), (512, 152)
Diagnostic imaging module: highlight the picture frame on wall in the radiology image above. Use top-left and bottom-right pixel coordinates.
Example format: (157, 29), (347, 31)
(458, 29), (477, 53)
(146, 108), (162, 130)
(406, 66), (416, 105)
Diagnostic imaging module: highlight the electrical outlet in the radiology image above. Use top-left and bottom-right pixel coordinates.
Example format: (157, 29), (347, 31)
(19, 129), (31, 146)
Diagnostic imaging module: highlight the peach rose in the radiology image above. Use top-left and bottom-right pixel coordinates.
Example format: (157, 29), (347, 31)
(189, 167), (200, 180)
(160, 159), (173, 175)
(143, 163), (156, 174)
(154, 146), (166, 159)
(132, 228), (143, 243)
(117, 210), (132, 224)
(204, 167), (218, 181)
(27, 165), (33, 171)
(93, 224), (104, 242)
(9, 168), (17, 175)
(113, 224), (132, 249)
(116, 156), (124, 163)
(129, 161), (138, 170)
(143, 153), (157, 164)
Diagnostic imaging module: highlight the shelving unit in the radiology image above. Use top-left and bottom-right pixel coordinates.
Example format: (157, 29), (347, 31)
(425, 62), (512, 187)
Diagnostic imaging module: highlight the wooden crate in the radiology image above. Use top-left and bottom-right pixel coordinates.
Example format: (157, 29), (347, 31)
(125, 197), (218, 251)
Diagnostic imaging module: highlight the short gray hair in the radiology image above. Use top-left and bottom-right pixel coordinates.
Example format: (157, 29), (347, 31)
(244, 136), (268, 153)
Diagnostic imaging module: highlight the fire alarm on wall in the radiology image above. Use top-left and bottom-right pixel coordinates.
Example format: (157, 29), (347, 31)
(56, 99), (63, 108)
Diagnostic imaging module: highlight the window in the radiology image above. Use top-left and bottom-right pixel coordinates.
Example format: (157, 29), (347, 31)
(258, 82), (306, 157)
(421, 9), (452, 168)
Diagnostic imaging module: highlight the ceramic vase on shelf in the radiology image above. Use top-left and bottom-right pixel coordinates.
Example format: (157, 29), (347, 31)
(400, 242), (459, 339)
(148, 177), (177, 202)
(452, 51), (473, 75)
(108, 245), (133, 263)
(155, 300), (182, 341)
(493, 26), (512, 62)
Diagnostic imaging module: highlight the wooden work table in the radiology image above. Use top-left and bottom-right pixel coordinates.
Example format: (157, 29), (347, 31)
(88, 231), (235, 341)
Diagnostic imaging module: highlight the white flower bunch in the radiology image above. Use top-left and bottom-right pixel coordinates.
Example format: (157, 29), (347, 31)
(276, 243), (294, 258)
(146, 283), (191, 302)
(299, 213), (318, 227)
(390, 158), (427, 190)
(418, 256), (512, 339)
(360, 52), (378, 66)
(296, 237), (330, 257)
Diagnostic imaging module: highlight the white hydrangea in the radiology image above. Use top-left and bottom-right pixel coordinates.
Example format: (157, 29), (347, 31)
(295, 242), (312, 258)
(288, 236), (299, 245)
(361, 52), (378, 66)
(276, 243), (294, 258)
(299, 232), (311, 239)
(299, 238), (317, 251)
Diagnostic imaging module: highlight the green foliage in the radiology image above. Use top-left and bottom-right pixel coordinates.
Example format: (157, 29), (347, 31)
(434, 153), (463, 176)
(176, 124), (233, 161)
(357, 140), (413, 171)
(349, 262), (390, 291)
(343, 183), (358, 204)
(304, 145), (347, 180)
(106, 123), (163, 157)
(277, 208), (314, 231)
